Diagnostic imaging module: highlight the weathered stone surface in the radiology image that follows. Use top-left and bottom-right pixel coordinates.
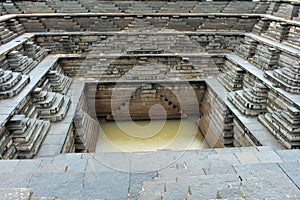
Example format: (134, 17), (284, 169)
(0, 188), (32, 200)
(0, 1), (299, 199)
(28, 172), (84, 199)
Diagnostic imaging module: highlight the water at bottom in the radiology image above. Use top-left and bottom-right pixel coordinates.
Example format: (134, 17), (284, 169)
(96, 118), (209, 152)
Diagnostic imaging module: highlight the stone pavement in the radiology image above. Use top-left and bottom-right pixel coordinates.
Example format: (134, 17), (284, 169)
(0, 147), (298, 199)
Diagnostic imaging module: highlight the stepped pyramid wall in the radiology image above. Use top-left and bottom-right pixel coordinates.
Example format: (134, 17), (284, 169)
(0, 0), (299, 199)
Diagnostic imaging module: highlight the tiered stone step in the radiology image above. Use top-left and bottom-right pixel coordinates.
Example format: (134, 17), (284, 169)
(125, 18), (155, 32)
(89, 17), (120, 32)
(228, 83), (268, 116)
(218, 59), (245, 91)
(262, 21), (290, 42)
(32, 88), (71, 122)
(24, 41), (48, 62)
(2, 0), (20, 14)
(125, 64), (164, 80)
(84, 58), (113, 79)
(185, 56), (218, 78)
(222, 1), (257, 13)
(125, 1), (154, 14)
(272, 2), (299, 20)
(167, 34), (203, 53)
(252, 18), (270, 35)
(168, 59), (201, 79)
(159, 1), (195, 13)
(197, 17), (237, 32)
(235, 36), (258, 59)
(284, 26), (300, 50)
(79, 0), (119, 13)
(266, 2), (281, 15)
(243, 72), (257, 89)
(252, 2), (270, 14)
(0, 69), (29, 99)
(18, 17), (47, 32)
(251, 44), (280, 70)
(259, 106), (300, 149)
(19, 101), (38, 119)
(46, 67), (72, 94)
(191, 2), (229, 13)
(15, 1), (54, 13)
(46, 0), (88, 13)
(6, 50), (37, 74)
(166, 18), (194, 31)
(293, 6), (300, 21)
(264, 52), (300, 94)
(0, 3), (7, 16)
(8, 114), (50, 159)
(0, 125), (16, 159)
(73, 109), (98, 152)
(7, 19), (25, 36)
(40, 17), (81, 32)
(0, 22), (17, 44)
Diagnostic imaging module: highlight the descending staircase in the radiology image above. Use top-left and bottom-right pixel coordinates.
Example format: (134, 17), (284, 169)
(107, 86), (185, 121)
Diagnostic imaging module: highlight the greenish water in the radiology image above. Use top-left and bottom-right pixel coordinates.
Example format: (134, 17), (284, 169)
(96, 119), (209, 152)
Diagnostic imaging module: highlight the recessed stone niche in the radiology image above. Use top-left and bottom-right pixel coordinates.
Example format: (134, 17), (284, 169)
(80, 80), (244, 151)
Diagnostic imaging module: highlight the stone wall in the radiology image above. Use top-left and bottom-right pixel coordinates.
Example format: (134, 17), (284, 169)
(85, 81), (206, 120)
(199, 85), (234, 148)
(58, 55), (222, 81)
(33, 33), (243, 55)
(1, 1), (270, 15)
(72, 91), (99, 153)
(14, 15), (259, 33)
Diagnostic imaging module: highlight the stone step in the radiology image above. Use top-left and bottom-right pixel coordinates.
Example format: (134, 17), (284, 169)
(273, 69), (300, 87)
(12, 119), (38, 143)
(228, 92), (265, 116)
(17, 120), (50, 159)
(259, 113), (300, 149)
(0, 74), (29, 99)
(265, 70), (300, 94)
(0, 28), (17, 44)
(235, 90), (266, 110)
(243, 89), (267, 104)
(0, 72), (21, 91)
(38, 95), (71, 122)
(15, 120), (47, 152)
(271, 112), (300, 139)
(37, 93), (64, 115)
(35, 92), (57, 109)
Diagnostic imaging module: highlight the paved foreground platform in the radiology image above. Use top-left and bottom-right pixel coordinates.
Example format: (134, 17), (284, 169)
(0, 146), (299, 199)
